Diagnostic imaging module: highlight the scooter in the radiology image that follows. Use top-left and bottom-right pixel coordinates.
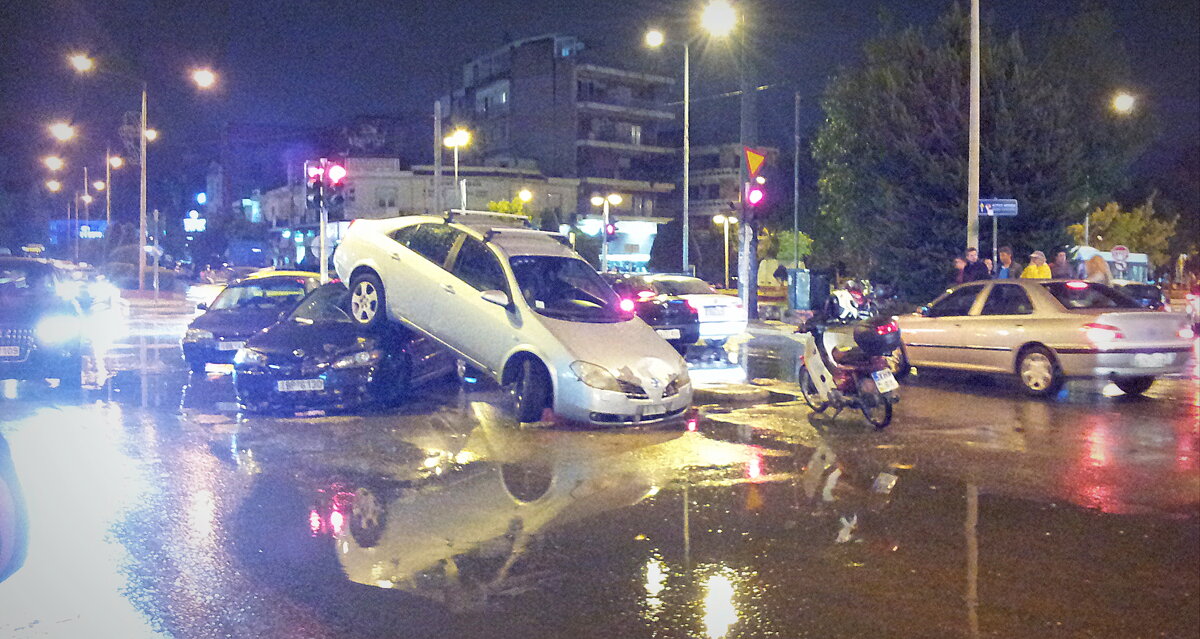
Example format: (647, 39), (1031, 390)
(794, 315), (902, 429)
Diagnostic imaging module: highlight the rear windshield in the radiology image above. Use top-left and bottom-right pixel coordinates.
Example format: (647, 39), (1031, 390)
(1042, 282), (1141, 310)
(650, 277), (714, 296)
(1117, 284), (1160, 299)
(510, 256), (624, 323)
(210, 278), (308, 311)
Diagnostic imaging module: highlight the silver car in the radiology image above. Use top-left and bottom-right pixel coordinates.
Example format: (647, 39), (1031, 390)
(332, 213), (691, 424)
(896, 279), (1195, 396)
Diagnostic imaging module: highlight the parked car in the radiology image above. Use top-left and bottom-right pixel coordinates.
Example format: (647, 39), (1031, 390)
(233, 282), (455, 413)
(333, 212), (692, 424)
(0, 257), (86, 388)
(640, 274), (747, 346)
(1112, 280), (1170, 311)
(600, 272), (700, 353)
(895, 279), (1195, 396)
(182, 271), (321, 373)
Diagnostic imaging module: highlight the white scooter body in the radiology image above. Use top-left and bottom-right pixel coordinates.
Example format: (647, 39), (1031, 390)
(795, 326), (856, 402)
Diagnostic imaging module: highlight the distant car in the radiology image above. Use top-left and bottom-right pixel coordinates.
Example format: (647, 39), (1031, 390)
(333, 212), (692, 424)
(895, 279), (1195, 396)
(1112, 280), (1170, 311)
(600, 272), (699, 353)
(232, 282), (456, 413)
(182, 271), (322, 373)
(641, 274), (747, 346)
(0, 257), (86, 388)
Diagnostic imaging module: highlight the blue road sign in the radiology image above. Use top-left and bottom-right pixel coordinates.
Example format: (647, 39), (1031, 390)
(978, 198), (1018, 217)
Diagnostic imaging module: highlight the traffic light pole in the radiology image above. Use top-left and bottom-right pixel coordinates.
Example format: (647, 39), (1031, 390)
(600, 200), (610, 272)
(318, 157), (329, 284)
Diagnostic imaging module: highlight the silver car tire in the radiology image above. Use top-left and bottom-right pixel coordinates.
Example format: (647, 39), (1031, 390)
(1114, 376), (1154, 396)
(349, 273), (386, 329)
(349, 486), (385, 548)
(1017, 346), (1062, 397)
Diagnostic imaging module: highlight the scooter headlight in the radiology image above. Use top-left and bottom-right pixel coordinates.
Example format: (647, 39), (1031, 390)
(570, 361), (622, 392)
(36, 315), (79, 344)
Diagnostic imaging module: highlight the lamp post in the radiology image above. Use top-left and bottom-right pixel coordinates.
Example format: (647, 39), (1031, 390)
(443, 128), (472, 210)
(106, 153), (124, 232)
(713, 214), (737, 289)
(591, 193), (623, 271)
(1084, 91), (1138, 244)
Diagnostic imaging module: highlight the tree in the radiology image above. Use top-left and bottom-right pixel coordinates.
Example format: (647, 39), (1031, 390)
(770, 229), (813, 268)
(813, 5), (1146, 301)
(1066, 196), (1176, 267)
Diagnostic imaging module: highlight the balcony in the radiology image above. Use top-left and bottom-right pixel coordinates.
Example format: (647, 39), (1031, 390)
(576, 138), (674, 155)
(578, 100), (673, 121)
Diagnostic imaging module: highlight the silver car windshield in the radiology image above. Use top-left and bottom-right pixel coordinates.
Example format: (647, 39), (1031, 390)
(1041, 282), (1141, 310)
(510, 256), (623, 323)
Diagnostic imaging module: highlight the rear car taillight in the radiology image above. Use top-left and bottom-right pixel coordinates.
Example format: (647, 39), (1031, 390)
(1180, 326), (1196, 340)
(876, 321), (898, 336)
(1082, 322), (1124, 342)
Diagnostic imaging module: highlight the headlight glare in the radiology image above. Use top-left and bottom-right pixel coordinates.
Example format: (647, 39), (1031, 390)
(234, 347), (268, 367)
(36, 315), (79, 344)
(184, 328), (214, 341)
(331, 349), (381, 369)
(570, 360), (622, 391)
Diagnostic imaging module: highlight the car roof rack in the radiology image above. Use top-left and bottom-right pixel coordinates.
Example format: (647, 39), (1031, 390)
(443, 208), (532, 227)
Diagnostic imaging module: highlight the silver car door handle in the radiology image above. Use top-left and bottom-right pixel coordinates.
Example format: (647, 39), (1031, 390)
(442, 284), (455, 295)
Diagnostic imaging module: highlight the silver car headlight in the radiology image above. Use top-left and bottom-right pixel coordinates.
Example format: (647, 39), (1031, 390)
(234, 347), (268, 367)
(184, 328), (214, 342)
(36, 315), (79, 345)
(331, 349), (381, 369)
(674, 366), (690, 386)
(570, 360), (622, 392)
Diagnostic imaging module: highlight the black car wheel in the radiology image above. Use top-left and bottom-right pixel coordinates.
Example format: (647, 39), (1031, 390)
(1113, 376), (1154, 396)
(506, 358), (551, 423)
(349, 273), (386, 329)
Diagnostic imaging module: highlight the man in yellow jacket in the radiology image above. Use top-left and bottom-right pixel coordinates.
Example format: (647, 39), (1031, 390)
(1021, 250), (1053, 279)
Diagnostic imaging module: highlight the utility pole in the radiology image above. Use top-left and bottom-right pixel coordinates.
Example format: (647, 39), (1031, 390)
(433, 100), (443, 214)
(737, 20), (759, 320)
(792, 92), (801, 271)
(682, 42), (691, 274)
(967, 0), (980, 251)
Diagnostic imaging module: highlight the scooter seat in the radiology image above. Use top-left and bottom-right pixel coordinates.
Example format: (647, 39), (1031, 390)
(831, 346), (871, 367)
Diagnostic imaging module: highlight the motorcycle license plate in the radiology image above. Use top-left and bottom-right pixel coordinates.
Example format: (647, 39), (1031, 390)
(277, 378), (324, 392)
(656, 329), (681, 339)
(871, 369), (899, 393)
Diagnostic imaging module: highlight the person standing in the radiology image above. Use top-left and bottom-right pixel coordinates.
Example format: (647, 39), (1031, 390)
(1021, 251), (1052, 279)
(1050, 250), (1073, 279)
(994, 246), (1020, 279)
(962, 247), (991, 282)
(953, 256), (966, 284)
(1084, 254), (1113, 284)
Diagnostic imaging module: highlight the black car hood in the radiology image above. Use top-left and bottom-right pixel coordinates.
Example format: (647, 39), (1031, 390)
(245, 320), (373, 358)
(189, 307), (288, 338)
(0, 297), (76, 327)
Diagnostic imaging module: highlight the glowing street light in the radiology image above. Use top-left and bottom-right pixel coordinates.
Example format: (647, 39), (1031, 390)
(644, 29), (665, 48)
(80, 193), (94, 205)
(443, 128), (472, 209)
(144, 128), (159, 141)
(518, 188), (533, 203)
(92, 180), (106, 191)
(191, 68), (218, 89)
(590, 193), (624, 271)
(1112, 91), (1136, 115)
(701, 0), (738, 37)
(49, 121), (76, 142)
(43, 155), (65, 171)
(67, 53), (94, 73)
(713, 214), (738, 288)
(108, 155), (124, 169)
(45, 180), (62, 192)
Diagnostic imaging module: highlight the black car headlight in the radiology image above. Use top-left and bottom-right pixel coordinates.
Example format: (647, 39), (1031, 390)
(36, 315), (80, 345)
(233, 347), (268, 367)
(184, 328), (214, 342)
(330, 349), (381, 369)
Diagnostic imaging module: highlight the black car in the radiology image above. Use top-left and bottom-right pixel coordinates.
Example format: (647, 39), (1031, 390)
(1113, 280), (1170, 311)
(232, 282), (456, 412)
(600, 272), (700, 353)
(182, 272), (321, 373)
(0, 257), (85, 387)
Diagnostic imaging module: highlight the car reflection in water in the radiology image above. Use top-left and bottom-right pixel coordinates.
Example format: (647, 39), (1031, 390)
(0, 432), (28, 584)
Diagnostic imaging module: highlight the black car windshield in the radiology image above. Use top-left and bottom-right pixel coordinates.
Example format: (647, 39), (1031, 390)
(288, 285), (353, 323)
(510, 256), (623, 323)
(210, 278), (308, 311)
(0, 263), (58, 308)
(1042, 282), (1141, 310)
(650, 277), (715, 296)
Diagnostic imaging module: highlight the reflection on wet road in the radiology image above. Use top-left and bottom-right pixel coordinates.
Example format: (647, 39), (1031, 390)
(0, 331), (1196, 638)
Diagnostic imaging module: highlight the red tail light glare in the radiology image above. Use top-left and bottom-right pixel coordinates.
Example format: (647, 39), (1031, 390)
(1083, 322), (1124, 342)
(619, 298), (636, 313)
(685, 299), (699, 311)
(1066, 281), (1089, 289)
(686, 418), (698, 432)
(1179, 327), (1196, 340)
(876, 321), (898, 336)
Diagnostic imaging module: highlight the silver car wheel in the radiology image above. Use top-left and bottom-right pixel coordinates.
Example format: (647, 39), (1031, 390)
(1020, 352), (1054, 391)
(352, 487), (382, 531)
(351, 281), (378, 323)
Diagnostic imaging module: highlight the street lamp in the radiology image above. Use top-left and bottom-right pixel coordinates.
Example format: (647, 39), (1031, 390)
(45, 180), (62, 192)
(713, 214), (737, 289)
(48, 121), (76, 142)
(1112, 91), (1136, 115)
(190, 68), (217, 89)
(518, 188), (533, 203)
(43, 155), (65, 171)
(144, 128), (159, 142)
(92, 180), (106, 191)
(443, 128), (472, 209)
(68, 53), (94, 73)
(590, 193), (623, 272)
(105, 151), (123, 231)
(646, 6), (736, 276)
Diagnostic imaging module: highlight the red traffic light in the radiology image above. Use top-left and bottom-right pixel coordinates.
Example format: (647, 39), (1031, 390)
(326, 164), (347, 186)
(306, 165), (323, 180)
(746, 185), (765, 206)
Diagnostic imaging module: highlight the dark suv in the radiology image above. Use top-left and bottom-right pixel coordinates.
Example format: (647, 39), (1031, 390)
(0, 257), (85, 387)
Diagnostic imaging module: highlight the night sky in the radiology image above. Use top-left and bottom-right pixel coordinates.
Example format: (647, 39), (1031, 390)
(2, 0), (1197, 202)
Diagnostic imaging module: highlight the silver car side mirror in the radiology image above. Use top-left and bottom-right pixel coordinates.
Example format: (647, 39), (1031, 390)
(197, 302), (208, 311)
(481, 290), (511, 309)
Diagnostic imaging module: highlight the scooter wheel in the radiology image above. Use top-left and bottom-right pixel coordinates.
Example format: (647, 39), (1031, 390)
(799, 367), (829, 414)
(861, 397), (893, 429)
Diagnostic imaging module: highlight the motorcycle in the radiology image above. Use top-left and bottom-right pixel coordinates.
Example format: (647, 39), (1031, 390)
(794, 315), (902, 429)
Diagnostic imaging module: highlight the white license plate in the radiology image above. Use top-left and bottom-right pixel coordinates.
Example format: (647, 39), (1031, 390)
(642, 405), (666, 419)
(1132, 352), (1174, 368)
(656, 329), (681, 339)
(217, 341), (244, 351)
(706, 306), (726, 316)
(872, 369), (899, 393)
(0, 346), (20, 357)
(276, 378), (324, 392)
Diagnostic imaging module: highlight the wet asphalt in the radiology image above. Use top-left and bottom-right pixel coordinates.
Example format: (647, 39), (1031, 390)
(0, 313), (1197, 639)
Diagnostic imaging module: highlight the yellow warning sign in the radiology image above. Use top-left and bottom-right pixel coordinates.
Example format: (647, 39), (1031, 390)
(744, 147), (766, 178)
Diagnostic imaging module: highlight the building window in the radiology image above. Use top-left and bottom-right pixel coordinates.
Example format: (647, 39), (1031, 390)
(630, 124), (642, 145)
(375, 187), (397, 209)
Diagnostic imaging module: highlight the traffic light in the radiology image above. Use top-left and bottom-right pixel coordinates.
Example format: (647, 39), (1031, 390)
(305, 162), (323, 212)
(743, 180), (766, 221)
(325, 162), (348, 220)
(604, 220), (618, 241)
